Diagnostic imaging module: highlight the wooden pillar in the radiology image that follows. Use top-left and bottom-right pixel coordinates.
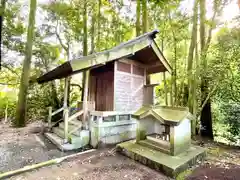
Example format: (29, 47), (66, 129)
(83, 70), (89, 129)
(48, 107), (52, 128)
(63, 77), (69, 143)
(146, 74), (150, 85)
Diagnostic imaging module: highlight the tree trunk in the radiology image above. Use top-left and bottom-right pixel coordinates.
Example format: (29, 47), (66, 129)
(136, 0), (141, 36)
(90, 2), (96, 54)
(15, 0), (37, 127)
(199, 0), (213, 139)
(187, 0), (198, 114)
(81, 0), (88, 101)
(142, 0), (148, 33)
(0, 0), (7, 71)
(193, 42), (199, 117)
(97, 0), (101, 51)
(173, 37), (177, 106)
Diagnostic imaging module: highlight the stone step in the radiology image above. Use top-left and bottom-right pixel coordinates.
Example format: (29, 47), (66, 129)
(59, 121), (82, 136)
(44, 132), (88, 151)
(138, 139), (170, 155)
(52, 127), (90, 145)
(69, 119), (83, 126)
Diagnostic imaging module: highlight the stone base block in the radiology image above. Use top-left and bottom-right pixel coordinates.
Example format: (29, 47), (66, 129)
(117, 140), (206, 178)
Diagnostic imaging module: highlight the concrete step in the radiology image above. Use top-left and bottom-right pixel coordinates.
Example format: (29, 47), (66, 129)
(69, 119), (82, 126)
(44, 132), (88, 151)
(59, 121), (82, 136)
(52, 127), (90, 145)
(138, 139), (170, 154)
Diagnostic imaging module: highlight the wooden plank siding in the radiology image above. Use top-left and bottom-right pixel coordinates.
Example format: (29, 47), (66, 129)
(114, 59), (146, 112)
(89, 62), (114, 111)
(88, 58), (154, 112)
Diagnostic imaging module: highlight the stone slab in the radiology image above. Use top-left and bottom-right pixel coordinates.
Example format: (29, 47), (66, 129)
(45, 132), (87, 151)
(117, 140), (206, 178)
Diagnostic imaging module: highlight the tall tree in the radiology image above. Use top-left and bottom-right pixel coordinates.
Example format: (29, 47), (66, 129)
(15, 0), (37, 127)
(187, 0), (198, 113)
(81, 0), (88, 101)
(187, 0), (198, 136)
(90, 1), (96, 53)
(0, 0), (7, 70)
(136, 0), (141, 36)
(97, 0), (101, 51)
(142, 0), (148, 33)
(199, 0), (223, 138)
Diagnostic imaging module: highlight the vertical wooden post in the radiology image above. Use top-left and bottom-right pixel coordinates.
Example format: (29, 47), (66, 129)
(48, 106), (52, 128)
(83, 70), (89, 129)
(113, 61), (117, 111)
(63, 77), (69, 143)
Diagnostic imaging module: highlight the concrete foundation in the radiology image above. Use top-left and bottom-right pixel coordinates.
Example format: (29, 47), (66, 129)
(117, 140), (206, 178)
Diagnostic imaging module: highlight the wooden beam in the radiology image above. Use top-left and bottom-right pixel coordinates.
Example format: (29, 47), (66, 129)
(151, 40), (172, 74)
(63, 77), (69, 143)
(48, 107), (52, 128)
(119, 58), (145, 67)
(83, 70), (90, 129)
(113, 61), (117, 111)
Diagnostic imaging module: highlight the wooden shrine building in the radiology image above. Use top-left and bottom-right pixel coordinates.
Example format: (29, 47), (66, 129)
(36, 30), (172, 150)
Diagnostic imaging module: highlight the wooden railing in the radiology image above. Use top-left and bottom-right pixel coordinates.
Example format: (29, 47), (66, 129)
(48, 107), (64, 128)
(48, 101), (95, 143)
(65, 110), (83, 138)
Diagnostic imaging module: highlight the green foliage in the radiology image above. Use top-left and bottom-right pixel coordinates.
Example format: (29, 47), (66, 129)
(220, 103), (240, 137)
(0, 89), (17, 120)
(3, 2), (25, 54)
(1, 0), (239, 144)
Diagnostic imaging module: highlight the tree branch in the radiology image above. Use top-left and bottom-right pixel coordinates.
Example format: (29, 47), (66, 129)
(1, 63), (19, 75)
(198, 85), (218, 115)
(55, 20), (68, 53)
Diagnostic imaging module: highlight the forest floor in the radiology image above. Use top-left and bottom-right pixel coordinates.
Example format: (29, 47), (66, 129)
(0, 121), (80, 173)
(185, 139), (240, 180)
(0, 121), (240, 180)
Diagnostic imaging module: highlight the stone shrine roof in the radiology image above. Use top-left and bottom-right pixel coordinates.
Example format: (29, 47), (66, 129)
(133, 105), (194, 126)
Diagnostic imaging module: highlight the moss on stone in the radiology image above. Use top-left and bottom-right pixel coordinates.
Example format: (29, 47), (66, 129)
(176, 169), (193, 180)
(136, 128), (146, 142)
(117, 140), (206, 178)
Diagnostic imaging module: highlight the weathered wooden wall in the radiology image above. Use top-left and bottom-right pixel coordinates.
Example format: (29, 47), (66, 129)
(89, 62), (114, 111)
(114, 59), (146, 112)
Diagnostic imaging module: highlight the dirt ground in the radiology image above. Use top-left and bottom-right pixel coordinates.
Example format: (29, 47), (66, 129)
(0, 121), (82, 173)
(11, 148), (171, 180)
(1, 121), (240, 180)
(185, 140), (240, 180)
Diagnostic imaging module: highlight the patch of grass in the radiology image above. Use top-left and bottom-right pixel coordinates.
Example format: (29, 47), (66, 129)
(176, 169), (193, 180)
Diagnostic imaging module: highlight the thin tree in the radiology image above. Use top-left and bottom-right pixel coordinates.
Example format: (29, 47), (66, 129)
(97, 0), (101, 51)
(187, 0), (198, 136)
(0, 0), (7, 71)
(90, 1), (96, 54)
(15, 0), (37, 127)
(81, 0), (88, 101)
(187, 0), (198, 113)
(136, 0), (141, 36)
(142, 0), (148, 33)
(199, 0), (222, 139)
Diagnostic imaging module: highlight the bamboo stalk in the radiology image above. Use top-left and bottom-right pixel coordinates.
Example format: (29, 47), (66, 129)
(0, 149), (96, 179)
